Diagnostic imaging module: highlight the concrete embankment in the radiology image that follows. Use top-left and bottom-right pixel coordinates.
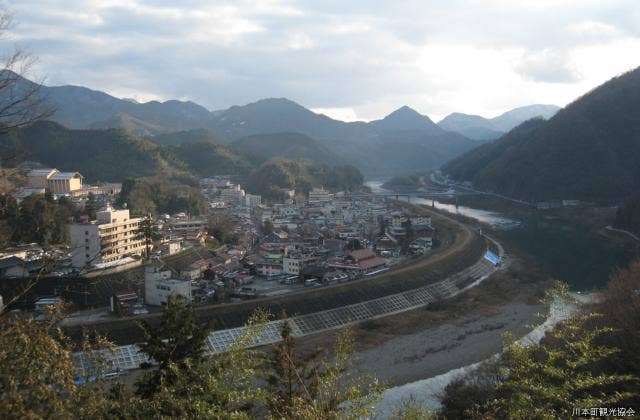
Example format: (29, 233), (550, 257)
(65, 207), (486, 345)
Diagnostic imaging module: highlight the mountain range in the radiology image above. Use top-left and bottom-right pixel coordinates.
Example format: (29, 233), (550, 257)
(443, 67), (640, 202)
(437, 104), (561, 141)
(5, 72), (560, 177)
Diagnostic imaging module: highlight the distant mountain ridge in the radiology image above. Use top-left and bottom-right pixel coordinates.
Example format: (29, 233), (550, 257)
(2, 71), (556, 176)
(438, 104), (561, 140)
(442, 67), (640, 202)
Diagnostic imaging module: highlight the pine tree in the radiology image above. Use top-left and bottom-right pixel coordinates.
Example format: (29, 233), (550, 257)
(136, 294), (212, 397)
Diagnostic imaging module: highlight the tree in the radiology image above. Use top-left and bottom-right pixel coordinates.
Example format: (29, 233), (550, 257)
(136, 294), (213, 397)
(0, 303), (110, 419)
(208, 213), (237, 245)
(490, 313), (637, 419)
(84, 192), (97, 220)
(11, 193), (73, 245)
(0, 192), (18, 246)
(137, 213), (153, 257)
(130, 308), (269, 418)
(267, 321), (313, 418)
(263, 219), (274, 236)
(266, 326), (382, 419)
(0, 9), (53, 136)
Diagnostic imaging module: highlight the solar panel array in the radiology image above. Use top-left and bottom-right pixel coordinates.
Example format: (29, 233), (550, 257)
(74, 239), (503, 376)
(74, 344), (151, 376)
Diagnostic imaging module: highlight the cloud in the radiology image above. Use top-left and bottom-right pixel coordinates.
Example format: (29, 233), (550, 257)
(515, 49), (582, 83)
(311, 107), (360, 122)
(1, 0), (639, 120)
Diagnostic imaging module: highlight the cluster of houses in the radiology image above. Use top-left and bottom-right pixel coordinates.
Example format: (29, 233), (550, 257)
(106, 177), (438, 314)
(1, 173), (437, 315)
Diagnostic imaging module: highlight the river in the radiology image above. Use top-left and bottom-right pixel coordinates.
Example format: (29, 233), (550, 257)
(365, 181), (520, 229)
(374, 293), (592, 416)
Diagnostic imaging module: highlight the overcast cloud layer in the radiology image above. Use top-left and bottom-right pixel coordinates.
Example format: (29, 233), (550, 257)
(3, 0), (640, 121)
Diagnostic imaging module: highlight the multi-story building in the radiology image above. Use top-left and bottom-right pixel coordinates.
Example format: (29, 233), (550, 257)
(168, 218), (207, 232)
(308, 187), (333, 205)
(69, 205), (145, 269)
(243, 193), (262, 208)
(144, 262), (192, 306)
(282, 254), (317, 275)
(220, 184), (245, 205)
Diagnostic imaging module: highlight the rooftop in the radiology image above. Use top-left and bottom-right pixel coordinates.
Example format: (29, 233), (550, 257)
(50, 172), (83, 180)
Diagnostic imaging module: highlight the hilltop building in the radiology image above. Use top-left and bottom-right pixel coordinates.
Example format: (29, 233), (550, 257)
(26, 168), (58, 189)
(69, 205), (145, 269)
(47, 172), (84, 195)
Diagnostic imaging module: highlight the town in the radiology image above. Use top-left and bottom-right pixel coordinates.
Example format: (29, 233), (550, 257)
(0, 166), (437, 319)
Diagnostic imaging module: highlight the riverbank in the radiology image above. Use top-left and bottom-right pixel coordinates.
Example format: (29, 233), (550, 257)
(297, 255), (552, 385)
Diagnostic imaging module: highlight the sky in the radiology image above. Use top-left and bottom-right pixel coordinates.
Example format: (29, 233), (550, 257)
(2, 0), (640, 122)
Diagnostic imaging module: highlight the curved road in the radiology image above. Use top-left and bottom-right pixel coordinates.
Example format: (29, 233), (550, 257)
(74, 207), (506, 375)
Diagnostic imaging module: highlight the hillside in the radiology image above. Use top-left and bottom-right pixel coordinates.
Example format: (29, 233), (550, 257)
(0, 121), (250, 182)
(1, 73), (481, 176)
(170, 141), (252, 177)
(246, 158), (364, 199)
(230, 132), (342, 165)
(88, 112), (165, 137)
(0, 121), (191, 182)
(438, 104), (560, 140)
(443, 67), (640, 202)
(218, 102), (476, 176)
(150, 128), (224, 146)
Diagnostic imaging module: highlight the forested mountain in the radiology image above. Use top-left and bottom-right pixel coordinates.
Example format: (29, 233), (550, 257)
(18, 76), (216, 132)
(230, 132), (342, 165)
(1, 73), (477, 177)
(0, 122), (365, 204)
(150, 128), (223, 146)
(169, 141), (252, 177)
(443, 67), (640, 202)
(0, 121), (248, 182)
(214, 101), (476, 176)
(438, 104), (560, 140)
(210, 98), (373, 141)
(246, 158), (364, 199)
(88, 112), (165, 137)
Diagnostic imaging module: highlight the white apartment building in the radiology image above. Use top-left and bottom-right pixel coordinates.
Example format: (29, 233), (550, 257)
(168, 218), (207, 231)
(220, 184), (245, 205)
(282, 254), (316, 275)
(308, 187), (333, 205)
(69, 205), (145, 269)
(243, 193), (262, 208)
(144, 263), (192, 306)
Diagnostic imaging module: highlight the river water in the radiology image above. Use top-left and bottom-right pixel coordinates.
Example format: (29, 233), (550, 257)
(365, 181), (520, 229)
(374, 293), (592, 416)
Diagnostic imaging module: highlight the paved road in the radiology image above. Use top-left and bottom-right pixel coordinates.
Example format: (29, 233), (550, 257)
(74, 231), (505, 376)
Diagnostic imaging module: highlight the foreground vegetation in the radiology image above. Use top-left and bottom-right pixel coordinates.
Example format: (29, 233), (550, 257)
(2, 259), (639, 419)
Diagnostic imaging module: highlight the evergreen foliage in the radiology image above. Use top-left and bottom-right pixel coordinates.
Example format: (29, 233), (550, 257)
(444, 67), (640, 202)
